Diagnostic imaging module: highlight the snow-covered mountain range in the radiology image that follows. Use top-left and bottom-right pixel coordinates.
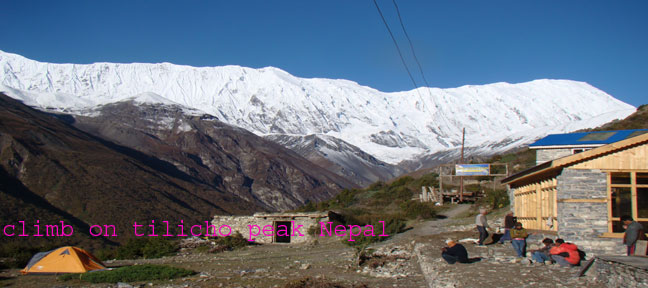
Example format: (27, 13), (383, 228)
(0, 50), (636, 166)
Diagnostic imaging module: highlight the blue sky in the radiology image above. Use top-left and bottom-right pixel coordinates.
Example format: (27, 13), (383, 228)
(1, 0), (646, 106)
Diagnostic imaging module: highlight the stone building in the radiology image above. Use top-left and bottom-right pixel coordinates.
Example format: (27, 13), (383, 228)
(503, 130), (648, 256)
(211, 211), (332, 244)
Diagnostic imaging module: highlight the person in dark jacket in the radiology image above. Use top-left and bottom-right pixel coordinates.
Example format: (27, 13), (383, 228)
(441, 239), (469, 264)
(622, 215), (646, 255)
(498, 211), (516, 244)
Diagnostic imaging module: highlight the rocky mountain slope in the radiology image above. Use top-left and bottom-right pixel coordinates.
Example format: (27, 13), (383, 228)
(264, 134), (405, 187)
(0, 50), (635, 171)
(0, 92), (251, 242)
(71, 97), (355, 210)
(0, 93), (349, 246)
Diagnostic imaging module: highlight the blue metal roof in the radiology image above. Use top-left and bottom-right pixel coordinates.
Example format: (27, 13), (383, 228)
(530, 129), (648, 147)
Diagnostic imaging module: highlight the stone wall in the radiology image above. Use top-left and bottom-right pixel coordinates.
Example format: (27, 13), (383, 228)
(556, 169), (625, 256)
(536, 148), (573, 165)
(211, 212), (329, 244)
(593, 256), (648, 287)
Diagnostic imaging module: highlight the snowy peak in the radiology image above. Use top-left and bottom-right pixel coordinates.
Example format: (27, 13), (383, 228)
(0, 50), (636, 164)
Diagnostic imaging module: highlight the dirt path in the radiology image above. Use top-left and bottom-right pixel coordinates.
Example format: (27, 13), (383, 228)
(415, 204), (472, 236)
(391, 204), (473, 242)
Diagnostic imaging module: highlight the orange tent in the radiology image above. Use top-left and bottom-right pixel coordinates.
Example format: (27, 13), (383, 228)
(21, 246), (106, 274)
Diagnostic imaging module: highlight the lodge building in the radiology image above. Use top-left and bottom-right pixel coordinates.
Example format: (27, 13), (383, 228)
(503, 129), (648, 255)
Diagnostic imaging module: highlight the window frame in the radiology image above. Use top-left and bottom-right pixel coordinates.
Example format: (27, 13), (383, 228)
(607, 171), (648, 234)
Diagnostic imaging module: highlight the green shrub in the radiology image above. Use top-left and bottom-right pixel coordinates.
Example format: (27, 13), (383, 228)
(331, 189), (359, 208)
(477, 188), (510, 209)
(391, 186), (413, 201)
(412, 173), (439, 188)
(343, 216), (406, 248)
(94, 248), (117, 261)
(193, 245), (211, 254)
(214, 232), (252, 251)
(389, 176), (414, 188)
(58, 264), (195, 283)
(400, 200), (436, 219)
(367, 181), (386, 191)
(296, 201), (317, 212)
(116, 237), (177, 260)
(0, 243), (59, 268)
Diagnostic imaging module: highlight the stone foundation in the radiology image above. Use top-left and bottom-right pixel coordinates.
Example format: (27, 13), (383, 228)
(593, 256), (648, 287)
(211, 212), (330, 244)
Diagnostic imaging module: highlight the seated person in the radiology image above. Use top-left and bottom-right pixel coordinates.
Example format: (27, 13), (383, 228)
(441, 239), (469, 264)
(530, 238), (555, 264)
(549, 238), (580, 267)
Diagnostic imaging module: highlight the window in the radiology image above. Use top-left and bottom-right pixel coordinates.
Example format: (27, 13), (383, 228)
(571, 148), (591, 154)
(608, 172), (648, 233)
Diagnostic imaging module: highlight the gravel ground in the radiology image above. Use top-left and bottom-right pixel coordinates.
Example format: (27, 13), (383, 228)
(0, 205), (611, 287)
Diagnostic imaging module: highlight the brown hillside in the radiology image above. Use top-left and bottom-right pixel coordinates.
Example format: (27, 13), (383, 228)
(72, 100), (355, 211)
(0, 93), (259, 245)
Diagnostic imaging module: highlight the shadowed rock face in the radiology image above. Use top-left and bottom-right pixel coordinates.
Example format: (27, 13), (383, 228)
(72, 100), (356, 211)
(264, 134), (405, 187)
(0, 93), (263, 244)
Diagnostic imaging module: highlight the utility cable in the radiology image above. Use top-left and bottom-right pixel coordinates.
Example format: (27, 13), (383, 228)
(392, 0), (432, 93)
(372, 0), (423, 101)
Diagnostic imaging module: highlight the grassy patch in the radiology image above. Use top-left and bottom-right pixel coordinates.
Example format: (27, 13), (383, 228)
(58, 264), (195, 283)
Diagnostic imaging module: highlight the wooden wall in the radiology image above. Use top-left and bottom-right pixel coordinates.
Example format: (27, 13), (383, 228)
(571, 143), (648, 171)
(513, 178), (558, 231)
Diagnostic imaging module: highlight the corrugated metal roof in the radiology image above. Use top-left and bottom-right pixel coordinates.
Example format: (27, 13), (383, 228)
(503, 132), (648, 185)
(529, 129), (648, 147)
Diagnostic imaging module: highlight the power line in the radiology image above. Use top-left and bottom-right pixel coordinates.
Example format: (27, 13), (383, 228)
(371, 0), (422, 100)
(392, 0), (432, 91)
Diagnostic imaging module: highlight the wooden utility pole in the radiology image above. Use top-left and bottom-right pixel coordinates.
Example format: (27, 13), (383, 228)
(459, 128), (465, 203)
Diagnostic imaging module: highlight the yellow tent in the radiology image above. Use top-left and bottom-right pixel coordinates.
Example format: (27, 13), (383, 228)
(21, 246), (106, 274)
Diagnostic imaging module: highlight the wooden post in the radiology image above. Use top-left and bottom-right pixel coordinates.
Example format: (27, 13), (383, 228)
(460, 128), (465, 203)
(536, 182), (542, 230)
(553, 178), (558, 231)
(439, 167), (443, 201)
(606, 172), (613, 233)
(631, 172), (638, 221)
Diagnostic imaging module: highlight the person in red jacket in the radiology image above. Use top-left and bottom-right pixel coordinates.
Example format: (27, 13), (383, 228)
(549, 238), (580, 267)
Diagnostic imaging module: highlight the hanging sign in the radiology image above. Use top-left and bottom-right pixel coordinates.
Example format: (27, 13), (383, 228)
(455, 164), (490, 176)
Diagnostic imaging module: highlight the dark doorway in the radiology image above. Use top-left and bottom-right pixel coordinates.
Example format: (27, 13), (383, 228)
(274, 221), (291, 243)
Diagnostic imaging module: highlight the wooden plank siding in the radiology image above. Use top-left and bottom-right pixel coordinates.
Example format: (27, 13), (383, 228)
(570, 142), (648, 170)
(513, 178), (558, 231)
